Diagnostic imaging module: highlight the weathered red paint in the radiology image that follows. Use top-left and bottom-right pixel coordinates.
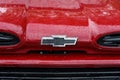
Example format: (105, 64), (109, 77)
(0, 0), (119, 68)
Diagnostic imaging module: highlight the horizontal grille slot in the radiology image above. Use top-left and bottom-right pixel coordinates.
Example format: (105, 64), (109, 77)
(0, 32), (20, 46)
(0, 76), (119, 80)
(0, 68), (120, 80)
(28, 50), (86, 54)
(97, 33), (120, 47)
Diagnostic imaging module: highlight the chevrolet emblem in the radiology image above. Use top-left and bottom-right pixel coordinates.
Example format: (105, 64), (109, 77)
(41, 35), (77, 47)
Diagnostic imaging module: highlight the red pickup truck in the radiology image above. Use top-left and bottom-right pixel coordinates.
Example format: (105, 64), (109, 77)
(0, 0), (120, 80)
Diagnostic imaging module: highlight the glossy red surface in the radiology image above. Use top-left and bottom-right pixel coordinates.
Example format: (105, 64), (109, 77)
(0, 0), (119, 68)
(1, 54), (120, 68)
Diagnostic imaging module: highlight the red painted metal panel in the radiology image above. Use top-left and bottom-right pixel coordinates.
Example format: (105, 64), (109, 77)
(0, 0), (119, 67)
(29, 0), (80, 9)
(0, 54), (120, 68)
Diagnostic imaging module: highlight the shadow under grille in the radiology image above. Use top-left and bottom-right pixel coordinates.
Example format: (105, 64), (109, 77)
(0, 68), (120, 80)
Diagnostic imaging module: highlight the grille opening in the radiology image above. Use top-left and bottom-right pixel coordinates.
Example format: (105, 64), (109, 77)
(28, 50), (87, 54)
(0, 32), (20, 46)
(0, 68), (120, 80)
(97, 33), (120, 47)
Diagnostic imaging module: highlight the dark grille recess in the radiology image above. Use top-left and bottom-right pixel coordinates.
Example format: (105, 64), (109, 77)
(0, 32), (20, 46)
(28, 50), (86, 54)
(0, 68), (120, 80)
(97, 33), (120, 47)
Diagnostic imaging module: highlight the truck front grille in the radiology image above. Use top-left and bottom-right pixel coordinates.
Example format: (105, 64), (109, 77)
(97, 33), (120, 47)
(0, 68), (120, 80)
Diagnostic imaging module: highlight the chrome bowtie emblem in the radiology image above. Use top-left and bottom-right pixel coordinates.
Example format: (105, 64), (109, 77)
(41, 35), (77, 47)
